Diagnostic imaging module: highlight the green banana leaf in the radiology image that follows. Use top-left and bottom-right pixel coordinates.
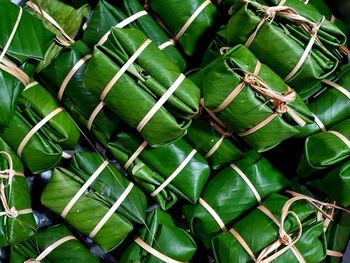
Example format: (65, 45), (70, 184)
(307, 160), (350, 207)
(202, 45), (313, 152)
(41, 167), (134, 252)
(183, 152), (289, 248)
(184, 118), (243, 169)
(69, 151), (147, 224)
(120, 208), (197, 263)
(0, 138), (36, 246)
(325, 211), (350, 263)
(147, 0), (220, 57)
(18, 82), (80, 148)
(297, 119), (350, 177)
(83, 0), (186, 70)
(217, 0), (343, 99)
(108, 131), (210, 210)
(302, 0), (348, 34)
(84, 28), (201, 146)
(296, 64), (350, 138)
(0, 63), (26, 128)
(0, 109), (62, 174)
(25, 0), (89, 72)
(10, 224), (99, 263)
(39, 41), (120, 146)
(258, 0), (347, 48)
(212, 193), (326, 263)
(0, 0), (54, 63)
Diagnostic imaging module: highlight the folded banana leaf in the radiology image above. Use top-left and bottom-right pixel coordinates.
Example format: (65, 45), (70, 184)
(202, 45), (313, 152)
(39, 41), (120, 146)
(108, 131), (210, 210)
(41, 167), (133, 252)
(184, 118), (243, 169)
(84, 28), (201, 146)
(302, 0), (348, 34)
(212, 193), (326, 263)
(0, 0), (54, 63)
(83, 0), (186, 70)
(0, 109), (63, 174)
(0, 138), (36, 246)
(297, 119), (350, 177)
(325, 211), (350, 263)
(0, 60), (29, 128)
(18, 82), (80, 148)
(120, 208), (197, 263)
(25, 0), (89, 71)
(10, 224), (99, 263)
(307, 160), (350, 207)
(296, 64), (350, 138)
(147, 0), (220, 57)
(258, 0), (347, 48)
(69, 151), (147, 224)
(217, 0), (343, 98)
(183, 152), (288, 248)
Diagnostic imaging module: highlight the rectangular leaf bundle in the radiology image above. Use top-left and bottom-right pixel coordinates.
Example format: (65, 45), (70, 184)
(84, 28), (201, 146)
(69, 151), (148, 225)
(0, 138), (36, 246)
(184, 118), (243, 169)
(147, 0), (220, 56)
(0, 82), (80, 173)
(10, 224), (99, 263)
(217, 0), (346, 98)
(83, 0), (186, 70)
(297, 119), (350, 177)
(212, 193), (327, 263)
(108, 131), (210, 210)
(183, 152), (288, 248)
(0, 0), (54, 63)
(39, 41), (120, 145)
(41, 161), (139, 251)
(120, 209), (197, 263)
(296, 64), (350, 138)
(202, 44), (313, 152)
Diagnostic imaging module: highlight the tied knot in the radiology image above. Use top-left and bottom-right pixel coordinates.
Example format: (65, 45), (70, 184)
(279, 231), (293, 246)
(243, 73), (258, 85)
(0, 169), (15, 178)
(5, 207), (18, 218)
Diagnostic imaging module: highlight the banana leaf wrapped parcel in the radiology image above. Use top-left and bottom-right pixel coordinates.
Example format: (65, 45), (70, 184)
(0, 0), (54, 63)
(216, 0), (346, 98)
(0, 138), (36, 247)
(212, 193), (327, 263)
(307, 159), (350, 207)
(201, 45), (313, 152)
(185, 118), (243, 169)
(183, 152), (288, 248)
(39, 41), (120, 145)
(41, 156), (144, 251)
(0, 82), (80, 173)
(108, 131), (210, 210)
(296, 64), (350, 138)
(10, 224), (99, 263)
(147, 0), (220, 57)
(69, 151), (148, 224)
(297, 119), (350, 177)
(18, 82), (80, 148)
(84, 28), (201, 146)
(83, 0), (186, 70)
(120, 208), (197, 263)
